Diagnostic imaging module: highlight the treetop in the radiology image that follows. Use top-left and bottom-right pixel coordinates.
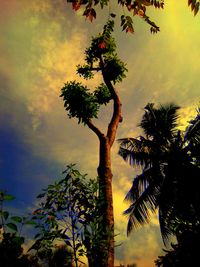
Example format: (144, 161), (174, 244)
(60, 20), (127, 124)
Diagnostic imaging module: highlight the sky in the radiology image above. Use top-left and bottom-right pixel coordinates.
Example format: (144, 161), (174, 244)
(0, 0), (200, 266)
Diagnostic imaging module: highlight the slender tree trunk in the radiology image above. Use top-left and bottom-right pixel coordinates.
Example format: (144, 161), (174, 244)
(97, 135), (114, 267)
(86, 57), (122, 267)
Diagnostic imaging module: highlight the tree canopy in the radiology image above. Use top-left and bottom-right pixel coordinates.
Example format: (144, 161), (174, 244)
(61, 19), (127, 125)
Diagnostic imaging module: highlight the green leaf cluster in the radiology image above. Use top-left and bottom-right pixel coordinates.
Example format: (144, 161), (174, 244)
(61, 20), (127, 124)
(104, 55), (127, 83)
(75, 19), (127, 82)
(76, 64), (94, 79)
(61, 80), (114, 123)
(84, 35), (115, 65)
(0, 191), (15, 201)
(81, 19), (127, 83)
(0, 190), (34, 234)
(61, 81), (99, 124)
(94, 83), (112, 105)
(83, 19), (116, 65)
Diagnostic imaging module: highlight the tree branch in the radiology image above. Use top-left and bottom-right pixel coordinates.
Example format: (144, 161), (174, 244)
(86, 119), (105, 140)
(90, 67), (101, 72)
(99, 56), (122, 147)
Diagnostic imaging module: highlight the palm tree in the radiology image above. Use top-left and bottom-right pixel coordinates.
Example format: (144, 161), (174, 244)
(118, 103), (200, 243)
(185, 107), (200, 167)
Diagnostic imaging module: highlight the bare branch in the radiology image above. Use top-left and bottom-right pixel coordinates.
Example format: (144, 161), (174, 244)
(99, 56), (122, 146)
(86, 119), (105, 139)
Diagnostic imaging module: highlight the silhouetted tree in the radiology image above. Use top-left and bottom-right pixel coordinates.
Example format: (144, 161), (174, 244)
(31, 164), (103, 267)
(49, 245), (73, 267)
(154, 107), (200, 266)
(118, 103), (200, 242)
(0, 191), (40, 267)
(155, 225), (200, 267)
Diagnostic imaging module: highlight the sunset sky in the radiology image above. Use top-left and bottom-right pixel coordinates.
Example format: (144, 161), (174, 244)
(0, 0), (200, 266)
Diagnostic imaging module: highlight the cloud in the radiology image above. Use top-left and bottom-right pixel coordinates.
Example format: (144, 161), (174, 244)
(0, 0), (99, 167)
(114, 222), (163, 267)
(2, 0), (199, 170)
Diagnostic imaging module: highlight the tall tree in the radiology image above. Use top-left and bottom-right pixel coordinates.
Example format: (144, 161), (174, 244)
(118, 103), (200, 243)
(60, 20), (127, 267)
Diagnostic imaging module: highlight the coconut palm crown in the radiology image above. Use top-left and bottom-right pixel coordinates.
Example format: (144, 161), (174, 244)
(118, 103), (200, 243)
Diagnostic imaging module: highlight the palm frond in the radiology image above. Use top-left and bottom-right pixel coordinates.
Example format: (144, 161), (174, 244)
(118, 137), (152, 167)
(157, 168), (180, 242)
(160, 103), (180, 133)
(140, 103), (180, 142)
(158, 207), (174, 244)
(125, 166), (161, 202)
(124, 201), (151, 235)
(185, 107), (200, 144)
(119, 103), (200, 245)
(124, 182), (159, 235)
(139, 103), (157, 138)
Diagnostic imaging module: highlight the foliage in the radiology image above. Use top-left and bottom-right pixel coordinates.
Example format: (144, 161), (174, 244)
(61, 81), (99, 124)
(188, 0), (200, 16)
(155, 225), (200, 267)
(67, 0), (200, 33)
(60, 20), (127, 125)
(67, 0), (163, 33)
(118, 103), (200, 243)
(30, 164), (107, 266)
(185, 106), (200, 166)
(34, 243), (73, 267)
(103, 55), (127, 83)
(50, 245), (73, 267)
(0, 192), (35, 234)
(84, 20), (116, 64)
(0, 232), (41, 267)
(94, 83), (112, 105)
(0, 190), (39, 267)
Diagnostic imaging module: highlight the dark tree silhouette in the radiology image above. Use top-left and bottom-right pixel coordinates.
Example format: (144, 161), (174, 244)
(31, 164), (101, 267)
(118, 103), (200, 242)
(0, 191), (40, 267)
(155, 225), (200, 267)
